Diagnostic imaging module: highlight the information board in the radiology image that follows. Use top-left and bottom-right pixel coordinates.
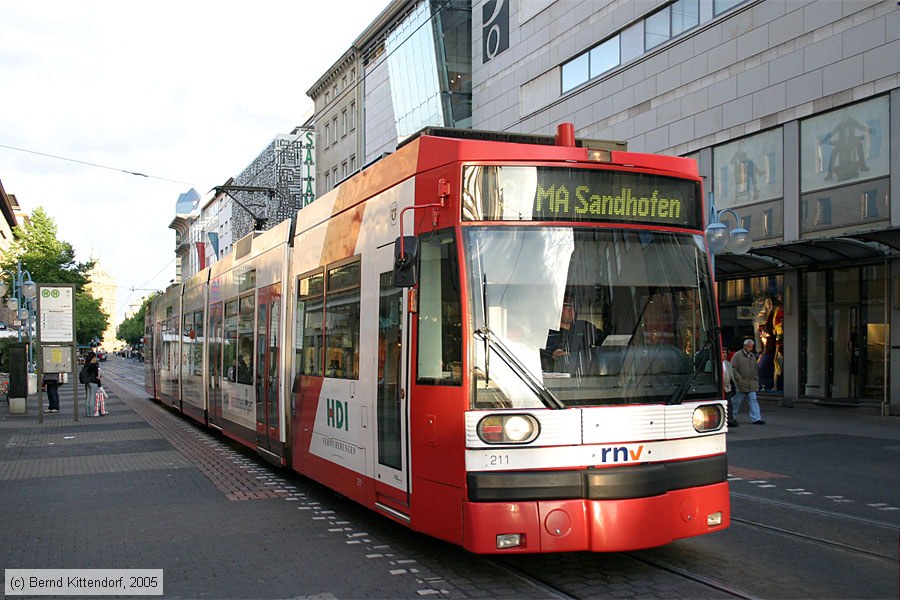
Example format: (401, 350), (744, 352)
(38, 285), (75, 343)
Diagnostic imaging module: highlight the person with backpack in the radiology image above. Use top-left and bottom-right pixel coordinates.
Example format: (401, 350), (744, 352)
(80, 351), (104, 416)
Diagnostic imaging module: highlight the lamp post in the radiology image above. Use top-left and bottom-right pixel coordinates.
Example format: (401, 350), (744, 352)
(0, 262), (38, 371)
(705, 195), (752, 258)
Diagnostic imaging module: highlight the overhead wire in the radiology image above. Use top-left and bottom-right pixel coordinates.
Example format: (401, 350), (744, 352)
(0, 143), (196, 186)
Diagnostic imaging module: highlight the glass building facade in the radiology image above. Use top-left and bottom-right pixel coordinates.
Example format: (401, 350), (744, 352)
(387, 0), (472, 138)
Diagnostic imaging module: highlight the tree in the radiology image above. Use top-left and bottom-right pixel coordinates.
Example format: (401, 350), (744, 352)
(0, 207), (108, 345)
(116, 296), (152, 346)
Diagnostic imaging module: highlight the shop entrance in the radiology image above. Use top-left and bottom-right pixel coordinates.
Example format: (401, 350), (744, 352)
(801, 265), (888, 402)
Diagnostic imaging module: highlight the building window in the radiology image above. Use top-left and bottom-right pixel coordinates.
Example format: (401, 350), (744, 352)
(645, 7), (670, 50)
(672, 0), (699, 36)
(350, 155), (356, 173)
(324, 171), (330, 190)
(561, 0), (744, 94)
(349, 102), (356, 131)
(714, 0), (744, 15)
(331, 117), (338, 144)
(341, 109), (347, 137)
(800, 95), (890, 193)
(814, 197), (832, 226)
(713, 128), (783, 208)
(331, 167), (337, 188)
(324, 123), (330, 149)
(589, 37), (620, 78)
(712, 128), (784, 241)
(562, 35), (620, 93)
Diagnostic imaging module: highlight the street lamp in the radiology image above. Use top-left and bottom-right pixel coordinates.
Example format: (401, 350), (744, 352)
(705, 197), (752, 255)
(0, 262), (38, 370)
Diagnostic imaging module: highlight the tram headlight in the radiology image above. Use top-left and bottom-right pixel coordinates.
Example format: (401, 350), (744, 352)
(692, 404), (724, 432)
(477, 414), (539, 444)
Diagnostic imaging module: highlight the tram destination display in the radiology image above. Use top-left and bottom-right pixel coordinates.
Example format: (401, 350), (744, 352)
(462, 165), (702, 229)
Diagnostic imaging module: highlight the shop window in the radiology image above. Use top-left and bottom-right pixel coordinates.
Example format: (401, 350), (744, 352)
(713, 128), (783, 209)
(800, 95), (890, 194)
(815, 198), (832, 226)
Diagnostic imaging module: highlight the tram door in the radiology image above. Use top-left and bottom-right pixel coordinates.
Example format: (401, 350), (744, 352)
(256, 284), (281, 453)
(208, 302), (224, 427)
(374, 247), (410, 502)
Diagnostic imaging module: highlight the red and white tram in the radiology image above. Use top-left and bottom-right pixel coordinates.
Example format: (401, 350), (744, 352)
(145, 123), (730, 553)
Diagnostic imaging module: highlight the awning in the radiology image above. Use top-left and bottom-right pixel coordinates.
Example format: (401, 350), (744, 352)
(713, 253), (783, 277)
(748, 238), (886, 267)
(845, 227), (900, 253)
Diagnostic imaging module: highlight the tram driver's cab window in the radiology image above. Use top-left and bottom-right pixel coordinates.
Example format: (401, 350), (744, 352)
(416, 230), (462, 386)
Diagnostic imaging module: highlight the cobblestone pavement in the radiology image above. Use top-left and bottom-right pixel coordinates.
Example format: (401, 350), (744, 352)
(0, 362), (569, 600)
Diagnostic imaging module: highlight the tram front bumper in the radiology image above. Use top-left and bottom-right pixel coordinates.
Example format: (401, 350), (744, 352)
(461, 480), (731, 553)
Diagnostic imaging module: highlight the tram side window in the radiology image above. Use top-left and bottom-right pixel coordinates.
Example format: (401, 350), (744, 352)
(184, 310), (203, 376)
(237, 295), (255, 384)
(163, 315), (179, 371)
(296, 271), (325, 377)
(192, 310), (204, 375)
(325, 259), (361, 379)
(417, 230), (462, 386)
(224, 300), (238, 382)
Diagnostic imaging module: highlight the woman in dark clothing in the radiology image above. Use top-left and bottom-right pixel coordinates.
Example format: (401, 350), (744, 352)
(82, 352), (104, 416)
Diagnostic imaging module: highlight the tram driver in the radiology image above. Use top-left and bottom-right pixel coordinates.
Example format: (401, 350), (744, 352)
(541, 302), (602, 375)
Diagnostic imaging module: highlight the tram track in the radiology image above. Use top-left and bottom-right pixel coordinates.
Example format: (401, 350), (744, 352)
(730, 491), (899, 563)
(622, 552), (759, 600)
(491, 549), (759, 600)
(110, 361), (895, 597)
(110, 365), (767, 599)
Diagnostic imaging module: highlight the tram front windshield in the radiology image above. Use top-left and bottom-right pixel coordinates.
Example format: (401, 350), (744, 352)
(465, 227), (719, 409)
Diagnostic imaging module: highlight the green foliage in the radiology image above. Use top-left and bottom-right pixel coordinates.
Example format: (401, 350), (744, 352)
(116, 296), (151, 346)
(1, 207), (108, 345)
(76, 292), (108, 346)
(0, 337), (13, 372)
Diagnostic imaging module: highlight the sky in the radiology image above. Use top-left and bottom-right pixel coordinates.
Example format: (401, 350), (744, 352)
(0, 0), (391, 329)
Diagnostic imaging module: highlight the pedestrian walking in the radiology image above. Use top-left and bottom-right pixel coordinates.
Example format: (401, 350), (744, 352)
(722, 349), (738, 427)
(731, 339), (765, 425)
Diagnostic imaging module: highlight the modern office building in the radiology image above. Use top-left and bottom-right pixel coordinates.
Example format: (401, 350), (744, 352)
(310, 0), (898, 414)
(468, 0), (899, 414)
(308, 0), (472, 197)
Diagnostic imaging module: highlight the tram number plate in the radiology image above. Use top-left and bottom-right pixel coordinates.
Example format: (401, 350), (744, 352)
(487, 454), (510, 467)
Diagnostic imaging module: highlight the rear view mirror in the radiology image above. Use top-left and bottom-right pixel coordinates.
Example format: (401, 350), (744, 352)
(393, 236), (419, 287)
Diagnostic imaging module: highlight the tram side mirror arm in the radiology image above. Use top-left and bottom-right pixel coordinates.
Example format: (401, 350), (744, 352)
(393, 236), (419, 287)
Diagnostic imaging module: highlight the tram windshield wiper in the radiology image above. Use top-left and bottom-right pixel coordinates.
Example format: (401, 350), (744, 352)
(474, 326), (565, 410)
(668, 329), (717, 405)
